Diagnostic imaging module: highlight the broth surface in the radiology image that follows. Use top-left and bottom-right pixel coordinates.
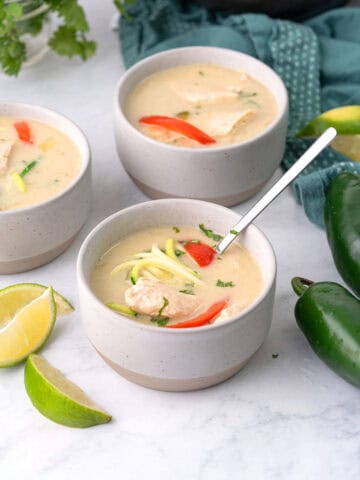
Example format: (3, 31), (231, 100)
(0, 117), (81, 211)
(124, 64), (278, 147)
(91, 225), (263, 327)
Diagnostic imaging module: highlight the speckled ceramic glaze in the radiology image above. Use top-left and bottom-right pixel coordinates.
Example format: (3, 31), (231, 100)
(114, 47), (288, 206)
(77, 199), (276, 391)
(0, 103), (91, 274)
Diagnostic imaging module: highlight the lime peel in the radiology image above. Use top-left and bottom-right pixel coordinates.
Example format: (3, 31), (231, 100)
(24, 354), (112, 428)
(0, 283), (74, 318)
(296, 105), (360, 138)
(0, 287), (56, 367)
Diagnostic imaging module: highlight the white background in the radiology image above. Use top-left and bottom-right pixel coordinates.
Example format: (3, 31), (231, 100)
(0, 1), (359, 479)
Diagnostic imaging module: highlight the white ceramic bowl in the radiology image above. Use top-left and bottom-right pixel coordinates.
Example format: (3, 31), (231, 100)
(0, 103), (91, 274)
(77, 199), (276, 391)
(114, 46), (288, 206)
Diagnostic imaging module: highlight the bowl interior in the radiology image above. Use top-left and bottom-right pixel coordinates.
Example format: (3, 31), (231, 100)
(78, 199), (276, 317)
(0, 103), (90, 175)
(116, 46), (288, 133)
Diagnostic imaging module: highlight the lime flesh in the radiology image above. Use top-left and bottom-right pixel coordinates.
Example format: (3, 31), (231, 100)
(0, 283), (73, 329)
(0, 288), (56, 367)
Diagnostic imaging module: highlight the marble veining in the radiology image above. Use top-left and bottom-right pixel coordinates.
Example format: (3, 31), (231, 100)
(0, 1), (360, 479)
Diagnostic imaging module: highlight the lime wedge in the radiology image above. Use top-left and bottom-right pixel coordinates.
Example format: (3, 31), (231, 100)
(296, 106), (360, 138)
(0, 283), (74, 328)
(330, 134), (360, 161)
(0, 288), (56, 367)
(296, 106), (360, 162)
(24, 354), (112, 428)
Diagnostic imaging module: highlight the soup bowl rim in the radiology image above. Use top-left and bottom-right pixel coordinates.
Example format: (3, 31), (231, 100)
(77, 198), (277, 334)
(0, 101), (91, 216)
(114, 46), (288, 154)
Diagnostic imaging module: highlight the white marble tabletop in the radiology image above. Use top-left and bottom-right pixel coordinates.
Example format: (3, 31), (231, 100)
(1, 2), (359, 479)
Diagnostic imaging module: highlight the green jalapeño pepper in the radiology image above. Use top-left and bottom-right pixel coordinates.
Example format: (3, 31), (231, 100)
(291, 277), (360, 387)
(325, 172), (360, 297)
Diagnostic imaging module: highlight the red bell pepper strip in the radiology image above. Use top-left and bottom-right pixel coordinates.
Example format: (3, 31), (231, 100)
(184, 241), (216, 267)
(139, 115), (216, 145)
(167, 299), (228, 329)
(14, 121), (33, 144)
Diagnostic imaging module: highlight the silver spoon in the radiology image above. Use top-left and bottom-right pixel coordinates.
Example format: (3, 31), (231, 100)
(215, 127), (337, 255)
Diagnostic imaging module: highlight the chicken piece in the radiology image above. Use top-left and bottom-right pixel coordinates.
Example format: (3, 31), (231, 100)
(214, 301), (247, 325)
(169, 71), (248, 105)
(193, 109), (255, 137)
(125, 278), (200, 319)
(0, 141), (13, 175)
(172, 86), (240, 104)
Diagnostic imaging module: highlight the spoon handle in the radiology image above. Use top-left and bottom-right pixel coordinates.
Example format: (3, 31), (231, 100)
(216, 127), (337, 255)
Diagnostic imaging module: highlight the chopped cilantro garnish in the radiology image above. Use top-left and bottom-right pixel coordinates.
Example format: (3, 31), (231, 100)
(150, 297), (170, 327)
(238, 90), (257, 98)
(199, 224), (223, 241)
(230, 229), (238, 235)
(179, 289), (195, 295)
(172, 226), (180, 233)
(175, 111), (190, 120)
(216, 279), (235, 287)
(158, 297), (168, 316)
(272, 353), (279, 359)
(156, 318), (169, 327)
(150, 316), (169, 327)
(20, 159), (38, 178)
(245, 99), (260, 107)
(175, 249), (185, 257)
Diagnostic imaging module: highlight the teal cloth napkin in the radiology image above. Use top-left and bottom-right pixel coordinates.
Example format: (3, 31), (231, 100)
(119, 1), (360, 227)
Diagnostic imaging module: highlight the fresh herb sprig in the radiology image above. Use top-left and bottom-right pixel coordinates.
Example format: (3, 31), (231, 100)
(0, 0), (137, 76)
(0, 1), (25, 75)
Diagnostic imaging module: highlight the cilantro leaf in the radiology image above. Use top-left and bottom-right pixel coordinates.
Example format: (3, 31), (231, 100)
(199, 224), (223, 242)
(0, 1), (25, 76)
(49, 26), (96, 60)
(0, 0), (96, 76)
(179, 289), (195, 295)
(156, 317), (169, 327)
(238, 90), (257, 98)
(216, 279), (235, 287)
(158, 297), (168, 316)
(46, 0), (88, 32)
(150, 297), (170, 326)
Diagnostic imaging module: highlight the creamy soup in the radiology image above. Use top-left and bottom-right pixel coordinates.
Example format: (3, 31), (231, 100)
(124, 64), (277, 148)
(91, 225), (263, 328)
(0, 117), (81, 211)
